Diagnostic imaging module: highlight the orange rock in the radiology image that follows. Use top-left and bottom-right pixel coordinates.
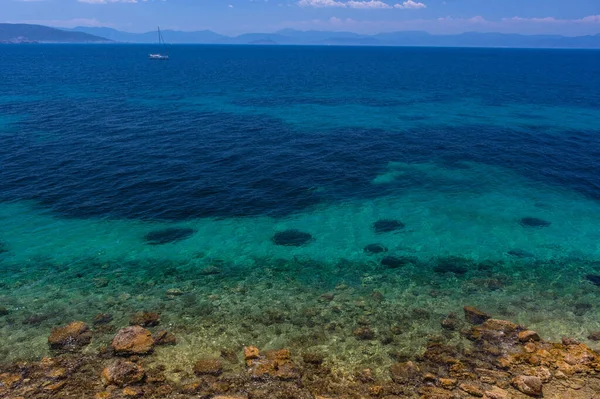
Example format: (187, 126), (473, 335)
(43, 381), (66, 392)
(485, 386), (509, 399)
(101, 360), (145, 387)
(95, 392), (111, 399)
(111, 326), (154, 355)
(482, 319), (518, 333)
(511, 375), (543, 397)
(48, 321), (92, 351)
(389, 361), (420, 383)
(519, 330), (541, 342)
(0, 373), (22, 389)
(152, 330), (176, 346)
(459, 383), (484, 397)
(193, 358), (223, 376)
(439, 378), (457, 390)
(243, 346), (260, 361)
(368, 385), (384, 396)
(122, 386), (143, 397)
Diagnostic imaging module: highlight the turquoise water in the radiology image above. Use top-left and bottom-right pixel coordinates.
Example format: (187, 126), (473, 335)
(1, 45), (600, 373)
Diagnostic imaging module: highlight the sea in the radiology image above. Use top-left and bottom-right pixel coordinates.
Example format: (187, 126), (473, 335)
(1, 44), (600, 373)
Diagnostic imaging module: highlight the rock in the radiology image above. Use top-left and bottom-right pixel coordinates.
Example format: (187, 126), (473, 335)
(519, 217), (551, 228)
(439, 378), (457, 390)
(199, 265), (221, 275)
(485, 387), (509, 399)
(381, 255), (417, 269)
(0, 307), (8, 316)
(463, 306), (491, 325)
(122, 386), (144, 397)
(129, 312), (160, 327)
(165, 288), (184, 297)
(153, 330), (176, 346)
(272, 229), (313, 246)
(433, 256), (469, 275)
(373, 219), (405, 233)
(518, 330), (541, 342)
(511, 375), (543, 397)
(585, 274), (600, 287)
(587, 331), (600, 341)
(193, 358), (223, 376)
(93, 313), (113, 325)
(459, 383), (484, 397)
(243, 346), (260, 361)
(364, 244), (388, 254)
(353, 327), (375, 340)
(389, 361), (420, 383)
(48, 321), (92, 351)
(213, 395), (248, 399)
(144, 228), (195, 245)
(441, 313), (458, 330)
(0, 373), (22, 389)
(111, 326), (154, 355)
(101, 360), (145, 387)
(482, 319), (518, 332)
(247, 349), (301, 380)
(302, 352), (324, 365)
(507, 249), (534, 258)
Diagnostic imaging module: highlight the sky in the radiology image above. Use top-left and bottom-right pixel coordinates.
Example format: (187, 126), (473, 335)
(3, 0), (600, 36)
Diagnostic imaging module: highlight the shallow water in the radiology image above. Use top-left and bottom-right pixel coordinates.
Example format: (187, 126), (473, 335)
(1, 45), (600, 371)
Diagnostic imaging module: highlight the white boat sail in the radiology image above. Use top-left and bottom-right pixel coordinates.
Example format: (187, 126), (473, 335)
(149, 26), (169, 60)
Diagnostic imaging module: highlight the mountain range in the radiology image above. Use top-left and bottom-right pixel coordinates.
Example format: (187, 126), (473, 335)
(1, 23), (600, 48)
(0, 24), (110, 43)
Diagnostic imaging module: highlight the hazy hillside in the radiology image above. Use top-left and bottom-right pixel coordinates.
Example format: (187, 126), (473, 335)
(69, 26), (600, 48)
(0, 23), (109, 43)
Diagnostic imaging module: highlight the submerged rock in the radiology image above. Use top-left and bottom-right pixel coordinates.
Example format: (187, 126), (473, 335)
(363, 243), (388, 254)
(507, 249), (534, 258)
(0, 307), (8, 317)
(101, 360), (145, 387)
(129, 312), (160, 327)
(381, 255), (417, 269)
(511, 375), (543, 397)
(93, 313), (113, 326)
(389, 361), (420, 383)
(519, 217), (551, 228)
(463, 306), (491, 325)
(246, 348), (301, 380)
(153, 330), (176, 346)
(111, 326), (155, 355)
(193, 358), (223, 376)
(587, 331), (600, 341)
(353, 327), (375, 340)
(272, 229), (313, 246)
(373, 219), (405, 233)
(144, 228), (195, 245)
(48, 321), (92, 351)
(434, 256), (469, 275)
(585, 274), (600, 286)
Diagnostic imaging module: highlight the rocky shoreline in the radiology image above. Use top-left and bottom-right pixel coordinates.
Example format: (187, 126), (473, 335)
(1, 306), (599, 398)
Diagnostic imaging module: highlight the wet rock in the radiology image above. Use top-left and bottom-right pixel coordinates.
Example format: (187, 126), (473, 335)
(111, 326), (155, 355)
(243, 346), (260, 362)
(122, 386), (144, 397)
(373, 219), (405, 233)
(364, 244), (388, 254)
(468, 319), (519, 342)
(439, 378), (457, 390)
(153, 330), (176, 346)
(381, 255), (417, 269)
(463, 306), (491, 325)
(144, 227), (195, 245)
(272, 229), (313, 246)
(519, 217), (551, 228)
(518, 330), (541, 342)
(507, 249), (534, 258)
(389, 361), (420, 383)
(247, 348), (301, 380)
(353, 327), (375, 340)
(129, 312), (160, 327)
(48, 321), (92, 351)
(485, 387), (509, 399)
(587, 331), (600, 341)
(101, 360), (145, 387)
(511, 375), (543, 397)
(459, 383), (484, 397)
(302, 353), (324, 365)
(93, 313), (113, 326)
(193, 358), (223, 376)
(441, 313), (458, 330)
(434, 256), (469, 275)
(0, 372), (22, 389)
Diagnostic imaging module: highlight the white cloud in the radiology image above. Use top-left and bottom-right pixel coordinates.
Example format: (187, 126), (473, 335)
(394, 0), (425, 9)
(299, 0), (425, 9)
(504, 15), (600, 24)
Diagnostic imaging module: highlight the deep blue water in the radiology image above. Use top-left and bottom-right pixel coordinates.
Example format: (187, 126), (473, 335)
(1, 45), (600, 220)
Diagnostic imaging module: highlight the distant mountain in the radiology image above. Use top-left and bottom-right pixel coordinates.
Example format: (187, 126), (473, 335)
(0, 23), (109, 43)
(69, 26), (226, 44)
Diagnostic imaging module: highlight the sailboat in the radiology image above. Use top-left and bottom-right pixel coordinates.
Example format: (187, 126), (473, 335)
(149, 26), (169, 60)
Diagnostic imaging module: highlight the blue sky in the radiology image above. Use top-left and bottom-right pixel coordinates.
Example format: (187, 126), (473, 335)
(4, 0), (600, 35)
